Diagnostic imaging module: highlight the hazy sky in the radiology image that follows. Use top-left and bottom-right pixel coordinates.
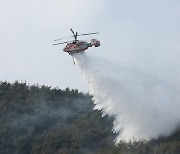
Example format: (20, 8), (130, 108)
(0, 0), (180, 91)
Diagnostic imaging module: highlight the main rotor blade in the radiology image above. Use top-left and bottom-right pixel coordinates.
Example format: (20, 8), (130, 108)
(54, 31), (99, 41)
(54, 36), (74, 41)
(54, 28), (75, 41)
(77, 32), (99, 36)
(53, 41), (72, 45)
(70, 28), (75, 35)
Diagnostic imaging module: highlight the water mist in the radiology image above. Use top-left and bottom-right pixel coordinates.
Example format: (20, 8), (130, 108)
(73, 53), (180, 143)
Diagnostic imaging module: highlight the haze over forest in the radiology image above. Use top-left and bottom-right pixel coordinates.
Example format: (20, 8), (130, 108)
(0, 81), (180, 154)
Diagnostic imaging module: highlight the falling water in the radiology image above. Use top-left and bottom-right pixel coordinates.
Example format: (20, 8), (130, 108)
(73, 52), (180, 143)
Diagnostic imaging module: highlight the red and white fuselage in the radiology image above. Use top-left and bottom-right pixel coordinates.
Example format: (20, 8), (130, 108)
(63, 39), (100, 54)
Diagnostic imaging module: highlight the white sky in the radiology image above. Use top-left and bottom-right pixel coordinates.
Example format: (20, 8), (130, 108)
(0, 0), (180, 92)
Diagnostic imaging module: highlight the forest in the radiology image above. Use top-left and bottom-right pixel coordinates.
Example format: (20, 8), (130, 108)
(0, 81), (180, 154)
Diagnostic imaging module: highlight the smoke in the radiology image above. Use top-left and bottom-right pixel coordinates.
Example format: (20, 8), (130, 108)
(73, 52), (180, 143)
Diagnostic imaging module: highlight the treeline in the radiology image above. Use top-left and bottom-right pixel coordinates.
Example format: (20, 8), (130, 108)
(0, 81), (180, 154)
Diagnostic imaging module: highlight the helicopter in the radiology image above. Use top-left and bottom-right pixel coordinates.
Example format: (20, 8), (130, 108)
(53, 29), (100, 55)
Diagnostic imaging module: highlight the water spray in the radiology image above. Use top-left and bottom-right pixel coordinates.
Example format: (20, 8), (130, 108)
(73, 52), (180, 143)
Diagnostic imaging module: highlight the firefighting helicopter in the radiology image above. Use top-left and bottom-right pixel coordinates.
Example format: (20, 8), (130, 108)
(53, 29), (100, 55)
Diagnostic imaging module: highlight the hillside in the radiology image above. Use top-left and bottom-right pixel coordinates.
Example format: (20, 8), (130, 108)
(0, 81), (180, 154)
